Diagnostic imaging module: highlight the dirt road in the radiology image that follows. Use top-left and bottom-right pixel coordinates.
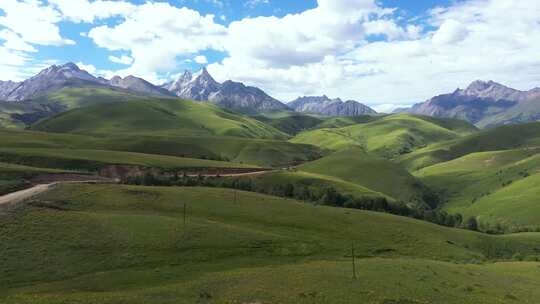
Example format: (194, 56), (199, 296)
(0, 169), (279, 207)
(0, 180), (113, 208)
(0, 184), (55, 206)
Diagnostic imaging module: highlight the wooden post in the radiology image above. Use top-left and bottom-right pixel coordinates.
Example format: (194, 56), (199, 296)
(183, 203), (187, 239)
(352, 241), (357, 280)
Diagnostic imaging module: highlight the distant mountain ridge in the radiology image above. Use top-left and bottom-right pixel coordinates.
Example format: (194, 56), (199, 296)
(0, 62), (381, 117)
(109, 75), (173, 97)
(289, 95), (377, 116)
(0, 63), (105, 101)
(400, 80), (540, 128)
(162, 68), (290, 113)
(0, 63), (291, 114)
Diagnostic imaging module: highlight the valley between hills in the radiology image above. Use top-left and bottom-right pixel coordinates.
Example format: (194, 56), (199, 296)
(0, 63), (540, 304)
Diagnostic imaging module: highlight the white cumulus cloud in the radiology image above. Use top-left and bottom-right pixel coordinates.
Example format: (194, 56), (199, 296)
(2, 0), (540, 111)
(194, 55), (208, 64)
(432, 19), (469, 45)
(109, 55), (134, 65)
(0, 0), (74, 46)
(210, 0), (540, 109)
(87, 2), (226, 78)
(48, 0), (136, 23)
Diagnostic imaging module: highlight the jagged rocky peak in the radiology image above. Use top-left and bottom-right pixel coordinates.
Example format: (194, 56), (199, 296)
(109, 75), (123, 85)
(161, 67), (289, 112)
(177, 70), (193, 84)
(459, 80), (522, 101)
(108, 74), (173, 96)
(0, 80), (21, 100)
(162, 70), (197, 92)
(191, 67), (219, 86)
(463, 80), (506, 94)
(289, 95), (376, 116)
(58, 62), (80, 71)
(33, 62), (96, 82)
(2, 62), (102, 101)
(402, 80), (540, 128)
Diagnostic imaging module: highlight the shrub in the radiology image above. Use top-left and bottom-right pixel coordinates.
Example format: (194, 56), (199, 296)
(464, 217), (479, 231)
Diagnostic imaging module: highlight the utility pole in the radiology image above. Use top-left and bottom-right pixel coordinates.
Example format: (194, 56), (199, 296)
(351, 241), (357, 280)
(183, 203), (187, 239)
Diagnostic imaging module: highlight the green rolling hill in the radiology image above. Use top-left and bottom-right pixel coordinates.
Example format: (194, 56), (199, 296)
(1, 79), (540, 304)
(415, 148), (540, 231)
(33, 99), (288, 139)
(1, 184), (540, 303)
(314, 114), (383, 129)
(227, 170), (391, 202)
(0, 102), (32, 129)
(298, 147), (427, 204)
(291, 114), (477, 158)
(33, 86), (152, 109)
(253, 112), (324, 135)
(0, 147), (256, 173)
(0, 128), (321, 168)
(399, 121), (540, 171)
(1, 86), (157, 129)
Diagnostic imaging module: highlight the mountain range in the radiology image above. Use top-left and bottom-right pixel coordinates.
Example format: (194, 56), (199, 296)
(399, 80), (540, 128)
(2, 63), (540, 129)
(161, 68), (289, 113)
(289, 95), (377, 116)
(0, 63), (375, 118)
(0, 63), (105, 102)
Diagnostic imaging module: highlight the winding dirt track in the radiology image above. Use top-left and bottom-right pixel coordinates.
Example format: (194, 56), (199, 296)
(0, 184), (54, 206)
(0, 180), (110, 207)
(0, 169), (278, 207)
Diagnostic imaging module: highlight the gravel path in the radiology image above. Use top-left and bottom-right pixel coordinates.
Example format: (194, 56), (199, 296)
(0, 184), (54, 206)
(0, 180), (112, 208)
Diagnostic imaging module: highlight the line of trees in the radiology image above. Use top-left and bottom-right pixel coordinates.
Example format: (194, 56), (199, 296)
(122, 173), (477, 231)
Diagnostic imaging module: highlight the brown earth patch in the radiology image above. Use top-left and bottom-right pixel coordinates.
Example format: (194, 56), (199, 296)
(29, 173), (111, 184)
(98, 164), (271, 180)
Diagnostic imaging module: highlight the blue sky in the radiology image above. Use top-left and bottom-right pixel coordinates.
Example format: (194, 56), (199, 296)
(1, 0), (539, 111)
(31, 0), (435, 74)
(31, 0), (322, 74)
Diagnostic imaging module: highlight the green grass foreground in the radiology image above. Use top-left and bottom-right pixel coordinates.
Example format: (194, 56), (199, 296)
(1, 184), (540, 304)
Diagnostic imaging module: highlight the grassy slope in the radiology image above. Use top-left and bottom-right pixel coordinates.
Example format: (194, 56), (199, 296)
(475, 97), (540, 129)
(1, 184), (540, 303)
(0, 129), (321, 168)
(298, 147), (425, 203)
(98, 135), (321, 168)
(253, 113), (324, 135)
(0, 147), (255, 173)
(240, 170), (390, 200)
(415, 148), (540, 228)
(33, 86), (150, 109)
(32, 99), (288, 140)
(291, 114), (476, 158)
(314, 115), (383, 128)
(399, 121), (540, 171)
(1, 86), (153, 129)
(0, 102), (28, 129)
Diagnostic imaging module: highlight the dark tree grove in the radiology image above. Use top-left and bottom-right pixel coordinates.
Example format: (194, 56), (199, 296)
(123, 173), (481, 232)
